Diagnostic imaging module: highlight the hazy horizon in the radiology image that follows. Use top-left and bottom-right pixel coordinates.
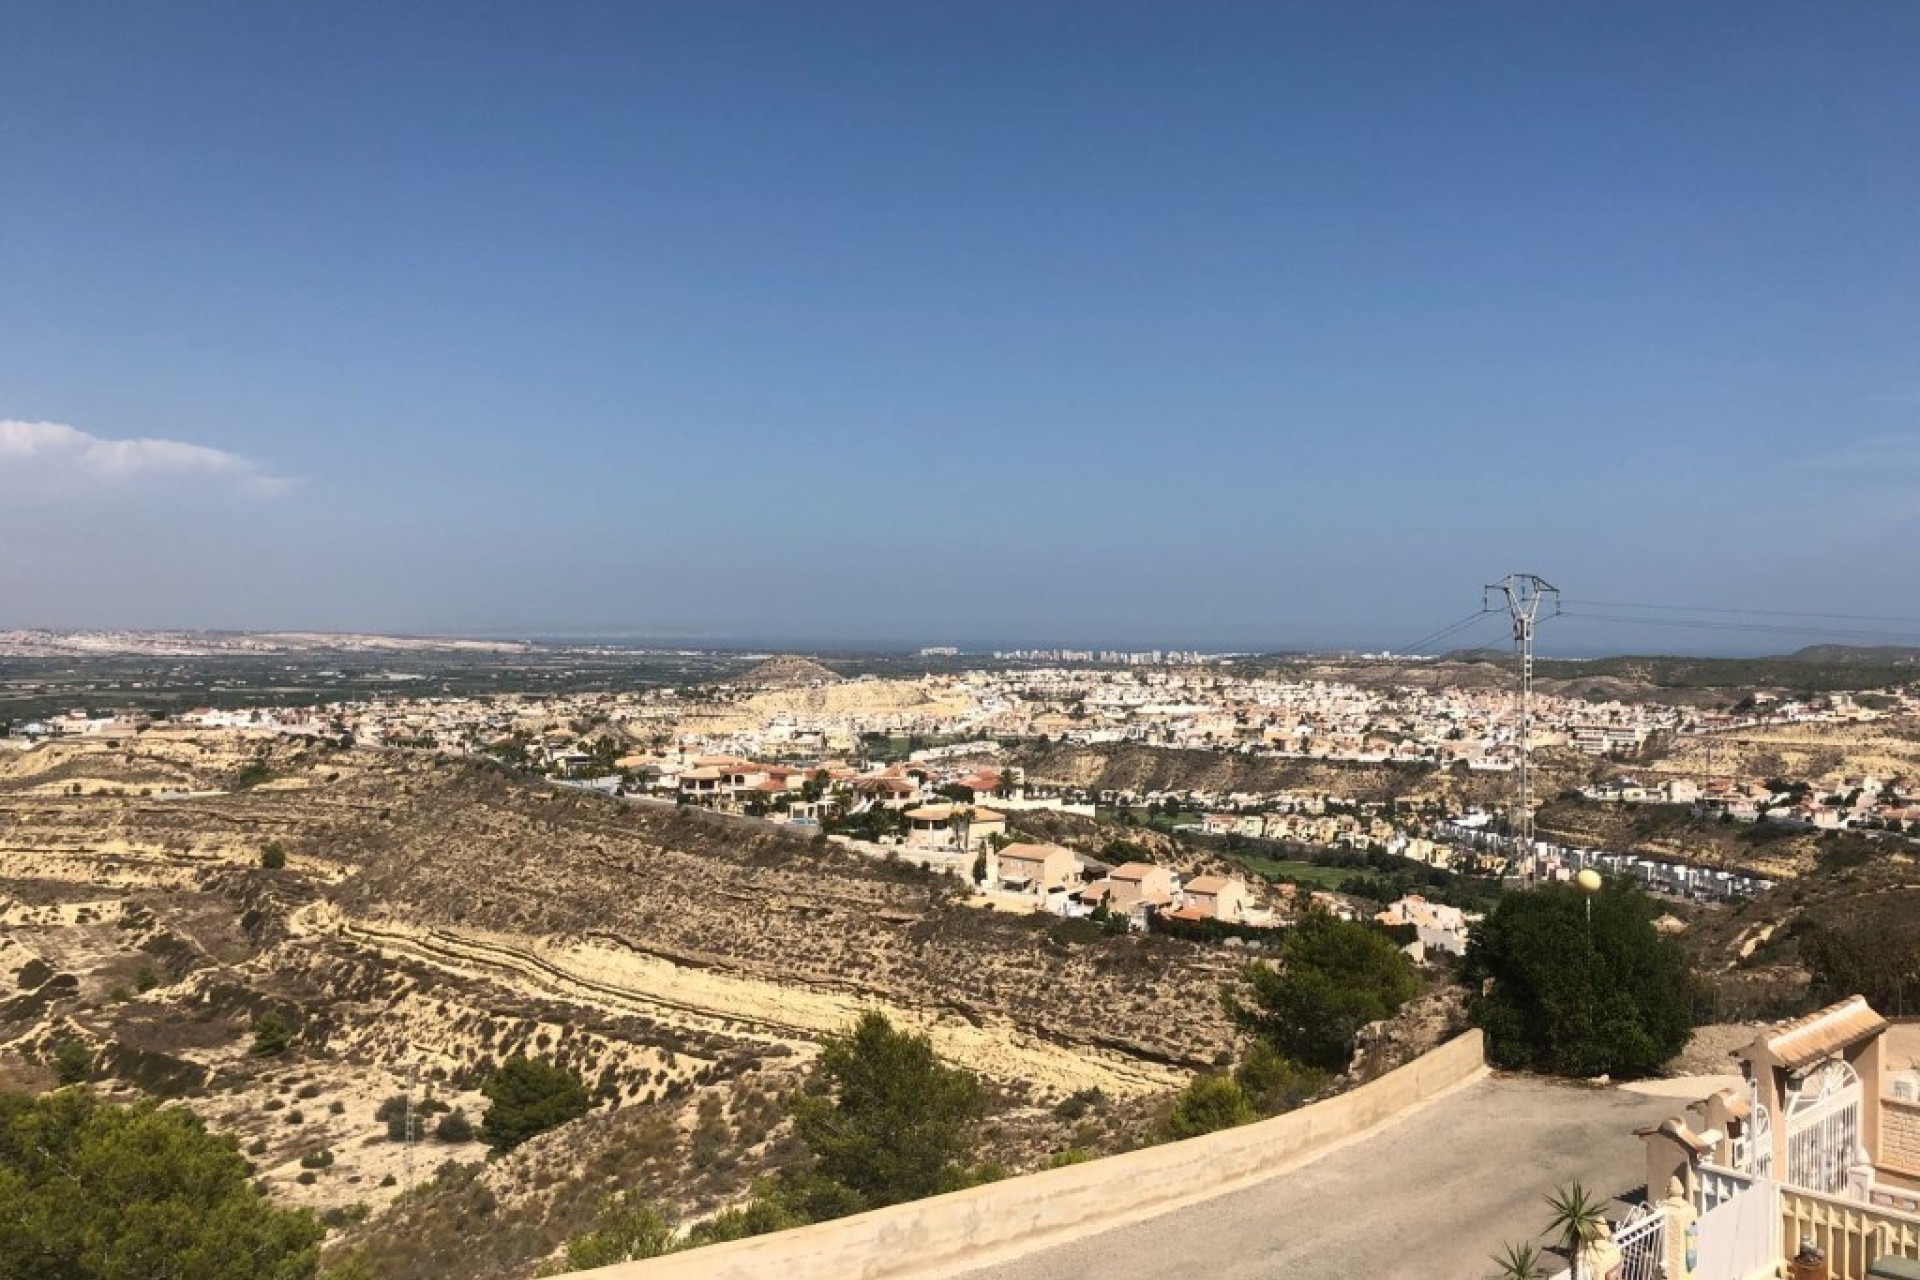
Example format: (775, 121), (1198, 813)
(6, 3), (1917, 654)
(5, 619), (1912, 663)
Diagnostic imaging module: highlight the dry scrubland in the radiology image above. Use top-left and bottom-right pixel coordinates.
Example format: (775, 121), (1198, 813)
(0, 732), (1270, 1278)
(14, 719), (1907, 1275)
(670, 673), (980, 739)
(1013, 739), (1600, 810)
(1647, 717), (1920, 791)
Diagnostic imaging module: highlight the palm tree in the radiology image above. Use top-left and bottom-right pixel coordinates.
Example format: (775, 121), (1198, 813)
(1544, 1181), (1607, 1280)
(952, 805), (975, 852)
(1488, 1241), (1548, 1280)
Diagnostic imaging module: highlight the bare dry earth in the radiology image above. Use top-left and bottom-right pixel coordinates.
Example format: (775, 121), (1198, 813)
(671, 676), (981, 738)
(1014, 740), (1600, 808)
(1645, 717), (1920, 791)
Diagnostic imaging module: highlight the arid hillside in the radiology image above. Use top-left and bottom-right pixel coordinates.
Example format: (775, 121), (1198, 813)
(1013, 740), (1599, 808)
(672, 675), (981, 737)
(0, 732), (1261, 1277)
(1530, 797), (1881, 881)
(1640, 717), (1920, 791)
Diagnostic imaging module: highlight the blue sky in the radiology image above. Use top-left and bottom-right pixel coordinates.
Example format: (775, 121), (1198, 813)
(3, 2), (1917, 653)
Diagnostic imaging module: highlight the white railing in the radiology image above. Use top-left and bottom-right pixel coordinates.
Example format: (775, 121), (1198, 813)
(1781, 1184), (1920, 1280)
(1615, 1203), (1668, 1280)
(1546, 1206), (1670, 1280)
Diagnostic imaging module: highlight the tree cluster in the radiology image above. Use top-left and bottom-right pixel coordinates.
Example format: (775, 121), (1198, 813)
(0, 1089), (324, 1280)
(785, 1010), (989, 1214)
(1227, 911), (1421, 1074)
(1463, 881), (1692, 1079)
(479, 1056), (591, 1153)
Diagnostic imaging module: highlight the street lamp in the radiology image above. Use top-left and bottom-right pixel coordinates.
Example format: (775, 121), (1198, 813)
(1576, 867), (1602, 928)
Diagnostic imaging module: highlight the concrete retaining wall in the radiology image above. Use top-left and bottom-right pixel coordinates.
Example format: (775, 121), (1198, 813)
(583, 1029), (1487, 1280)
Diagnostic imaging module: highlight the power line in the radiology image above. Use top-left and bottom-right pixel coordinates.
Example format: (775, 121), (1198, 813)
(1562, 598), (1920, 627)
(1557, 611), (1920, 646)
(1399, 608), (1499, 656)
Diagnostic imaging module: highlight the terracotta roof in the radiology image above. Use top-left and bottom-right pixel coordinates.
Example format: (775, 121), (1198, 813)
(1745, 995), (1887, 1071)
(1184, 875), (1234, 894)
(1111, 861), (1161, 881)
(998, 841), (1071, 862)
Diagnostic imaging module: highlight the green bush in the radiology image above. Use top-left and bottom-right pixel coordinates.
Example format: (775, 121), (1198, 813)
(0, 1090), (322, 1279)
(480, 1056), (590, 1153)
(537, 1192), (674, 1273)
(375, 1095), (415, 1142)
(1226, 910), (1419, 1073)
(1463, 880), (1692, 1079)
(1052, 1087), (1104, 1122)
(251, 1011), (294, 1058)
(433, 1108), (474, 1144)
(234, 760), (274, 791)
(1233, 1041), (1329, 1114)
(681, 1194), (802, 1247)
(1162, 1075), (1257, 1140)
(53, 1039), (92, 1085)
(261, 841), (288, 870)
(788, 1011), (986, 1212)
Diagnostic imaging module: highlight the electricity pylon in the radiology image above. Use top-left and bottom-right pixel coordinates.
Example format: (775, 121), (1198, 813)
(1484, 574), (1559, 883)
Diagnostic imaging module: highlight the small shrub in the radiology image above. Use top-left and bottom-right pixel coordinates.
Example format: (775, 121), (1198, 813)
(285, 1109), (305, 1125)
(1052, 1087), (1104, 1122)
(1234, 1041), (1329, 1114)
(1162, 1075), (1256, 1141)
(541, 1192), (674, 1272)
(296, 1170), (317, 1185)
(434, 1108), (475, 1143)
(52, 1040), (92, 1085)
(251, 1011), (294, 1057)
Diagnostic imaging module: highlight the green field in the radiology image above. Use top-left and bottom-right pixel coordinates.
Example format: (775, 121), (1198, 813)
(1228, 856), (1352, 889)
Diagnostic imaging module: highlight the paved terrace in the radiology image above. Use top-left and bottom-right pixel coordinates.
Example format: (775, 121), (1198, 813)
(955, 1076), (1678, 1280)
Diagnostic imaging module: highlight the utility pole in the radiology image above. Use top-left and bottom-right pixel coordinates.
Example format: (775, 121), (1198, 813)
(404, 1066), (419, 1189)
(1484, 573), (1559, 884)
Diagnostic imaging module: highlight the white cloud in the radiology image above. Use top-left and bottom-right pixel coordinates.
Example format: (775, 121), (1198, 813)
(0, 419), (291, 496)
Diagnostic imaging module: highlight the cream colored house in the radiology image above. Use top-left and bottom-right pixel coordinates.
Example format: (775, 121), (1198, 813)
(992, 842), (1080, 896)
(1108, 862), (1175, 909)
(902, 804), (1006, 852)
(1180, 874), (1254, 923)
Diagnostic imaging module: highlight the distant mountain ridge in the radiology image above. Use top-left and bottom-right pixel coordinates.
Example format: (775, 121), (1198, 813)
(1787, 644), (1920, 665)
(737, 654), (844, 687)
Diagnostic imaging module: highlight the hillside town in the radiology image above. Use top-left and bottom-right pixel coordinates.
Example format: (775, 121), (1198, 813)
(14, 655), (1894, 942)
